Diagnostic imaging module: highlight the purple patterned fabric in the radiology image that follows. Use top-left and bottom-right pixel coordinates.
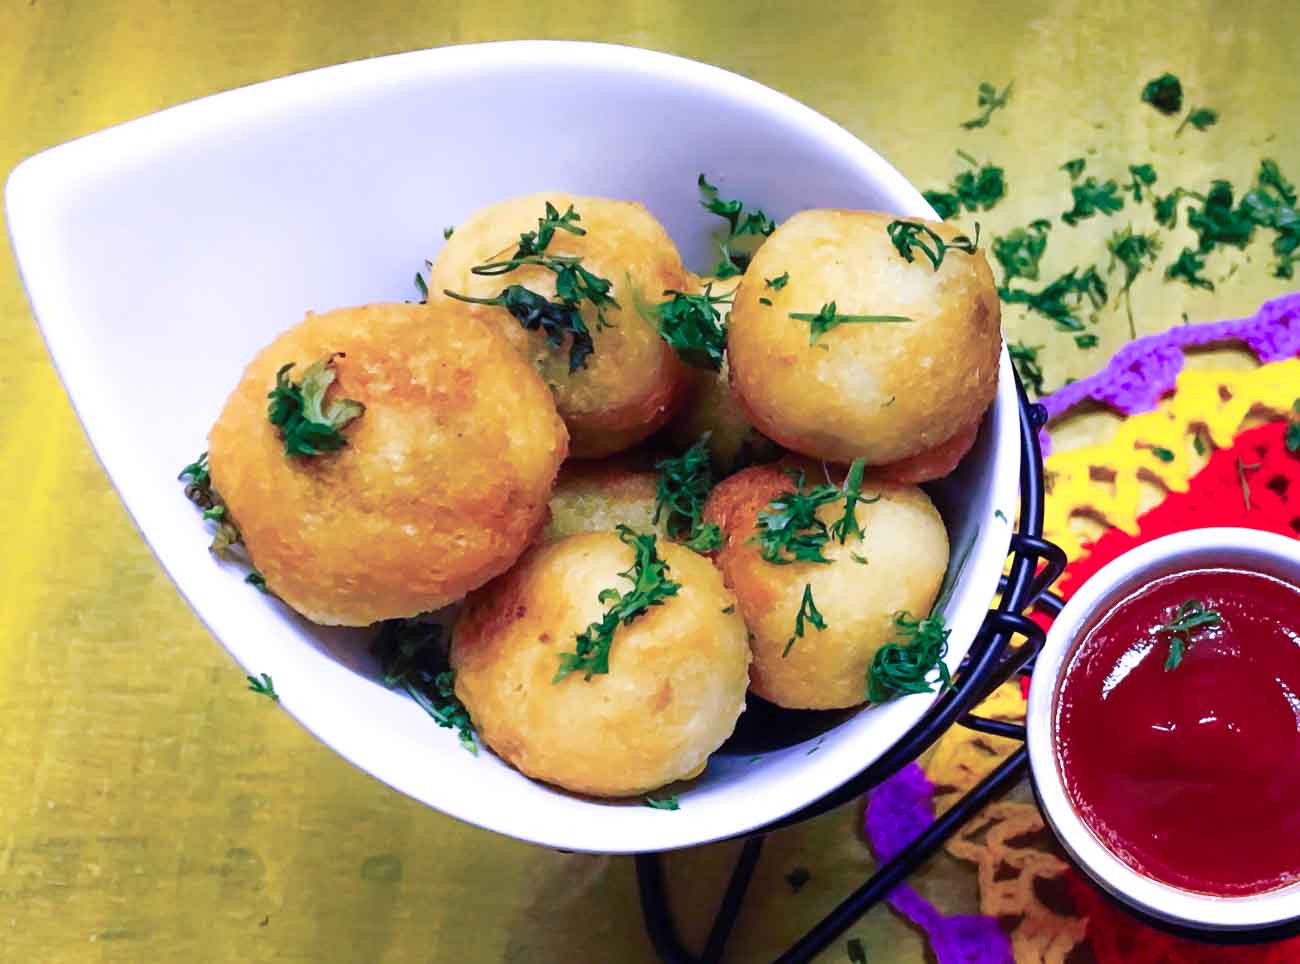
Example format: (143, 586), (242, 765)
(864, 764), (1014, 964)
(1036, 291), (1300, 453)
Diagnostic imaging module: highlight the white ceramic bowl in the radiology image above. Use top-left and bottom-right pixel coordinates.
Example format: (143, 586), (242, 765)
(7, 41), (1019, 853)
(1027, 527), (1300, 931)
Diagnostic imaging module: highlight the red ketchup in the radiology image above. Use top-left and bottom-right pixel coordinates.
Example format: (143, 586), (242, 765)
(1056, 567), (1300, 896)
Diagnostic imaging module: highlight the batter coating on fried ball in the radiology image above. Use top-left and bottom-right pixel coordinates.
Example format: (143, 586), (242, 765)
(703, 462), (949, 709)
(542, 463), (666, 543)
(429, 193), (692, 458)
(727, 209), (1000, 468)
(452, 532), (750, 797)
(208, 302), (568, 626)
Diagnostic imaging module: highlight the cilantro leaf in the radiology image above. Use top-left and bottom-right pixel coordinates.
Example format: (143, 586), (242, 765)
(554, 527), (681, 682)
(867, 612), (953, 702)
(765, 271), (790, 290)
(372, 619), (477, 752)
(790, 303), (913, 344)
(923, 157), (1006, 220)
(1186, 181), (1256, 251)
(267, 355), (365, 458)
(1008, 341), (1046, 397)
(1164, 247), (1215, 290)
(1075, 333), (1099, 349)
(1106, 227), (1161, 338)
(784, 583), (827, 657)
(1125, 163), (1158, 202)
(698, 174), (776, 276)
(999, 267), (1108, 332)
(961, 80), (1013, 129)
(991, 220), (1051, 285)
(1141, 73), (1183, 115)
(447, 285), (595, 372)
(179, 451), (243, 556)
(1061, 158), (1086, 180)
(751, 468), (841, 565)
(828, 458), (878, 544)
(886, 220), (979, 270)
(645, 795), (680, 811)
(246, 673), (279, 702)
(1156, 599), (1221, 671)
(654, 284), (731, 371)
(1177, 107), (1218, 136)
(654, 437), (723, 550)
(1062, 177), (1125, 225)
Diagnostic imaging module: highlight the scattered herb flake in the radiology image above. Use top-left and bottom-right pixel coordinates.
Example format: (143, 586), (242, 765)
(413, 272), (428, 300)
(1186, 181), (1256, 252)
(1177, 107), (1219, 136)
(1165, 247), (1216, 290)
(698, 173), (776, 276)
(1106, 226), (1161, 338)
(923, 156), (1007, 220)
(655, 284), (731, 371)
(752, 468), (841, 565)
(372, 619), (477, 752)
(1008, 341), (1046, 397)
(179, 452), (243, 556)
(790, 302), (913, 344)
(645, 795), (680, 811)
(1141, 73), (1183, 115)
(1125, 163), (1158, 202)
(1194, 434), (1207, 456)
(247, 673), (279, 702)
(245, 571), (268, 592)
(759, 297), (773, 306)
(765, 271), (790, 290)
(1151, 446), (1175, 462)
(1156, 599), (1222, 671)
(1062, 177), (1125, 225)
(443, 226), (455, 240)
(267, 355), (365, 458)
(886, 220), (980, 270)
(995, 509), (1009, 522)
(654, 437), (723, 551)
(1062, 158), (1087, 180)
(991, 220), (1051, 285)
(1075, 333), (1100, 349)
(554, 526), (681, 682)
(961, 80), (1013, 129)
(828, 458), (878, 543)
(784, 583), (827, 657)
(999, 267), (1108, 332)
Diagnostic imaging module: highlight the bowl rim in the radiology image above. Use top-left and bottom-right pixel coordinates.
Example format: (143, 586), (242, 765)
(1027, 526), (1300, 930)
(7, 39), (1022, 853)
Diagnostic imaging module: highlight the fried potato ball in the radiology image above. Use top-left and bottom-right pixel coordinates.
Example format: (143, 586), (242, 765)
(727, 209), (1000, 467)
(542, 463), (666, 543)
(870, 419), (982, 485)
(669, 358), (783, 474)
(429, 193), (692, 458)
(703, 462), (949, 709)
(452, 531), (750, 797)
(208, 302), (568, 626)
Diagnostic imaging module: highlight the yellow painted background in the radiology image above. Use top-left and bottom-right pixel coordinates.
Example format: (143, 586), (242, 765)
(2, 2), (1297, 961)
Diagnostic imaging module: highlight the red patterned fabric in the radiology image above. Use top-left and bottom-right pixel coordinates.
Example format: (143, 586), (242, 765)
(1037, 419), (1300, 960)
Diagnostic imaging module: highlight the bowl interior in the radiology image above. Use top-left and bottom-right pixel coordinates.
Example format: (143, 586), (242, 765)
(7, 41), (1019, 853)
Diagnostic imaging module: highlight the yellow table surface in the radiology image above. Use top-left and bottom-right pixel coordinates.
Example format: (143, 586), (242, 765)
(3, 2), (1298, 961)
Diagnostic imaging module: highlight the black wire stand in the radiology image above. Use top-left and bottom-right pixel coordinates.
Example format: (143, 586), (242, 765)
(636, 373), (1069, 964)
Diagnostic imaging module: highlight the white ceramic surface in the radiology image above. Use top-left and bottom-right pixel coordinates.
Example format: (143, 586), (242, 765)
(1027, 528), (1300, 930)
(7, 40), (1020, 853)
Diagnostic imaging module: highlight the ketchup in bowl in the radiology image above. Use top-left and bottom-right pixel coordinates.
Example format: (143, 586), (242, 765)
(1055, 567), (1300, 897)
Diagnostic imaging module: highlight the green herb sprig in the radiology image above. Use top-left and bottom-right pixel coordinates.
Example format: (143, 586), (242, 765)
(267, 355), (365, 458)
(1125, 163), (1158, 202)
(554, 526), (681, 682)
(886, 220), (980, 270)
(961, 81), (1013, 129)
(1062, 177), (1125, 226)
(784, 583), (827, 657)
(179, 452), (243, 556)
(924, 154), (1007, 221)
(654, 437), (723, 552)
(1156, 599), (1222, 671)
(751, 469), (842, 565)
(698, 174), (776, 278)
(1141, 73), (1183, 115)
(991, 220), (1051, 285)
(450, 285), (595, 373)
(1106, 227), (1162, 338)
(371, 618), (476, 752)
(655, 284), (732, 371)
(998, 267), (1108, 332)
(1008, 342), (1046, 397)
(827, 458), (878, 544)
(247, 673), (279, 702)
(1165, 248), (1215, 290)
(790, 303), (913, 345)
(645, 795), (680, 811)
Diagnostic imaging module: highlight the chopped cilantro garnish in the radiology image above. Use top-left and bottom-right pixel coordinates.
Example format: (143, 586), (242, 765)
(999, 267), (1107, 332)
(655, 284), (732, 371)
(923, 156), (1006, 220)
(1062, 176), (1125, 225)
(1186, 181), (1256, 251)
(445, 202), (618, 371)
(752, 468), (841, 565)
(828, 458), (878, 544)
(784, 583), (827, 657)
(961, 80), (1013, 129)
(1165, 247), (1215, 290)
(1061, 158), (1086, 180)
(1153, 187), (1198, 228)
(1008, 342), (1046, 397)
(267, 355), (365, 458)
(1177, 107), (1218, 136)
(765, 271), (790, 290)
(554, 527), (681, 682)
(1193, 434), (1207, 456)
(1240, 159), (1300, 278)
(372, 618), (477, 752)
(245, 571), (268, 592)
(246, 672), (279, 702)
(790, 303), (913, 344)
(1156, 599), (1221, 671)
(1141, 73), (1183, 115)
(645, 795), (680, 811)
(413, 272), (428, 301)
(698, 174), (776, 277)
(1106, 227), (1161, 338)
(1075, 333), (1100, 349)
(1151, 446), (1175, 462)
(443, 225), (455, 240)
(991, 220), (1051, 285)
(654, 437), (723, 552)
(886, 220), (979, 270)
(759, 297), (773, 306)
(1125, 163), (1158, 202)
(179, 451), (242, 556)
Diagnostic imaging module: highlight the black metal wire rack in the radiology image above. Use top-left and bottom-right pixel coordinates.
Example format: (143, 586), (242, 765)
(636, 373), (1069, 964)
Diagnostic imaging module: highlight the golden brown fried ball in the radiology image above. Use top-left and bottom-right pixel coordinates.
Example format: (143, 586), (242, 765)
(208, 302), (568, 626)
(452, 532), (750, 797)
(703, 462), (949, 709)
(542, 463), (666, 543)
(429, 193), (692, 458)
(727, 209), (1000, 467)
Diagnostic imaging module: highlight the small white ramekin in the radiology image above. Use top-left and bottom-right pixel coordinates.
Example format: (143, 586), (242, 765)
(1027, 527), (1300, 933)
